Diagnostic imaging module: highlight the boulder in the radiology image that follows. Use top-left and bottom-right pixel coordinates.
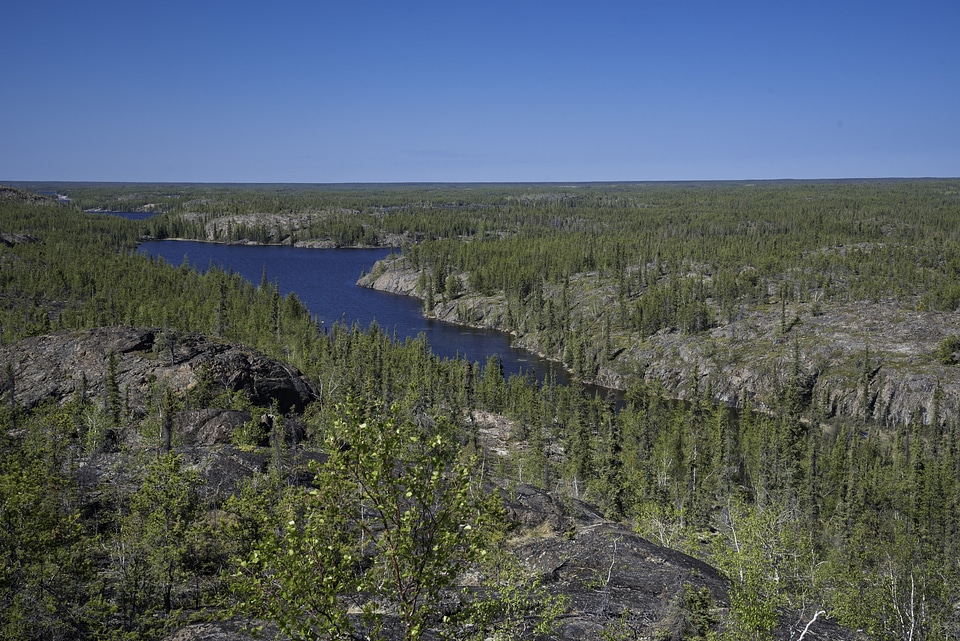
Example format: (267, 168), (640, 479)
(175, 409), (251, 446)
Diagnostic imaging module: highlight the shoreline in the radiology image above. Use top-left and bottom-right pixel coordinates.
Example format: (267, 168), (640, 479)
(137, 235), (401, 250)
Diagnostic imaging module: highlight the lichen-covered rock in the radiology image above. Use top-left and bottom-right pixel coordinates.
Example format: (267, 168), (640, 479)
(0, 231), (40, 246)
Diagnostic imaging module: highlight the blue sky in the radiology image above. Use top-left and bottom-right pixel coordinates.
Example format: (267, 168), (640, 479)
(2, 0), (957, 183)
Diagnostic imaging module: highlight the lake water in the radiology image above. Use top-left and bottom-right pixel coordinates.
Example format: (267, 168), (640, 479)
(91, 210), (157, 220)
(137, 241), (571, 385)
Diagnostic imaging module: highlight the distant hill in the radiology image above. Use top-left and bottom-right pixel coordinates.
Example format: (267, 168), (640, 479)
(0, 184), (55, 203)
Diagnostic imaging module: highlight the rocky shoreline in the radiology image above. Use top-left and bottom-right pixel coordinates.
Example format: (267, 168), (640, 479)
(358, 255), (960, 428)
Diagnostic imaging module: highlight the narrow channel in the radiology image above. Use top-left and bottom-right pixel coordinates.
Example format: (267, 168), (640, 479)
(137, 240), (574, 387)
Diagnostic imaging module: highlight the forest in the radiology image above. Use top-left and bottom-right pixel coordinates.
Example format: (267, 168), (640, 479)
(2, 180), (960, 640)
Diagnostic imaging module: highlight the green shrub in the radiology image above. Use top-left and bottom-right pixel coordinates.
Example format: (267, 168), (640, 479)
(934, 335), (960, 365)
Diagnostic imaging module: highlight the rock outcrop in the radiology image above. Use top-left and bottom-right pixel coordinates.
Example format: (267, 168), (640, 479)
(502, 484), (730, 639)
(0, 231), (40, 246)
(358, 259), (423, 296)
(0, 326), (318, 416)
(616, 302), (960, 428)
(359, 256), (960, 428)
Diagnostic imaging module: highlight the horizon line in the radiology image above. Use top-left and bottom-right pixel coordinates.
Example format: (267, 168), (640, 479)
(4, 176), (959, 187)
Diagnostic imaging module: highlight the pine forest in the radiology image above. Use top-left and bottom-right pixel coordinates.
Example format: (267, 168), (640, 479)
(2, 179), (960, 640)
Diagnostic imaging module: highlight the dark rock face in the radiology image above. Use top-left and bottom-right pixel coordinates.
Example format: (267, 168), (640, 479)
(505, 485), (859, 640)
(0, 231), (40, 246)
(0, 326), (318, 415)
(186, 445), (271, 501)
(204, 348), (317, 413)
(503, 485), (730, 639)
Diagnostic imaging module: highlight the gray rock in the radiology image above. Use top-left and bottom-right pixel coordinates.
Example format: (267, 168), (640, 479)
(501, 484), (856, 640)
(357, 255), (423, 296)
(0, 231), (40, 246)
(360, 256), (960, 428)
(176, 409), (251, 446)
(0, 326), (318, 415)
(163, 620), (284, 641)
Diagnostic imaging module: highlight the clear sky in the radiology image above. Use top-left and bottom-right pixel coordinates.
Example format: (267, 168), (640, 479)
(2, 0), (957, 183)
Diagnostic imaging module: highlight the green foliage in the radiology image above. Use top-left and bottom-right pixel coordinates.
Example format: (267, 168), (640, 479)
(460, 545), (567, 641)
(934, 334), (960, 364)
(113, 453), (204, 632)
(654, 584), (718, 641)
(231, 408), (269, 448)
(710, 500), (797, 638)
(600, 609), (636, 641)
(6, 182), (960, 637)
(232, 398), (560, 640)
(219, 471), (287, 567)
(0, 410), (104, 641)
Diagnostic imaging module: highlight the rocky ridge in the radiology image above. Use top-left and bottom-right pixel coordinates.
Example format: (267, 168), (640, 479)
(0, 326), (318, 416)
(174, 210), (409, 248)
(0, 184), (56, 204)
(358, 255), (960, 427)
(0, 231), (40, 247)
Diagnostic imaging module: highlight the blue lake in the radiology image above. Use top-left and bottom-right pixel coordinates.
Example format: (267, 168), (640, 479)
(137, 241), (572, 386)
(91, 211), (157, 220)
